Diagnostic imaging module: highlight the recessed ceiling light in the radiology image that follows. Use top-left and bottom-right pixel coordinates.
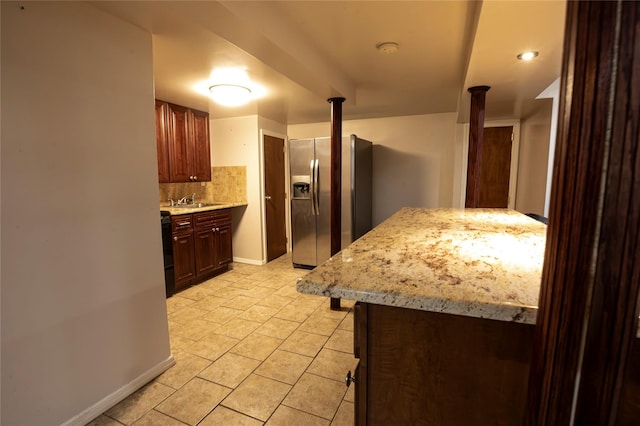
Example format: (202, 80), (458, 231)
(517, 51), (539, 61)
(376, 41), (399, 54)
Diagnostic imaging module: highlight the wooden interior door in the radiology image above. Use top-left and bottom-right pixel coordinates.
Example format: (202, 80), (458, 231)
(478, 126), (513, 208)
(264, 135), (287, 261)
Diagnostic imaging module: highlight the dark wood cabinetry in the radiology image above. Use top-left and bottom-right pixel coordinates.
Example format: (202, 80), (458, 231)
(193, 209), (233, 276)
(155, 100), (171, 183)
(215, 221), (233, 267)
(353, 302), (534, 425)
(190, 109), (212, 182)
(171, 215), (195, 290)
(171, 209), (232, 291)
(155, 100), (211, 183)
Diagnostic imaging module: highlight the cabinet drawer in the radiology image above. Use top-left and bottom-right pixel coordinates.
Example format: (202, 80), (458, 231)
(194, 209), (231, 229)
(194, 211), (216, 229)
(171, 214), (193, 234)
(212, 209), (231, 224)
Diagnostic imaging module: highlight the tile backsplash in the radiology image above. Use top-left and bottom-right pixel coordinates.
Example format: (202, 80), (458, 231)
(159, 166), (247, 206)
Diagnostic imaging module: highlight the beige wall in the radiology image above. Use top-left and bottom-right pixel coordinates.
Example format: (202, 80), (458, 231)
(515, 100), (553, 215)
(288, 113), (458, 225)
(1, 2), (172, 424)
(259, 116), (288, 137)
(210, 116), (264, 263)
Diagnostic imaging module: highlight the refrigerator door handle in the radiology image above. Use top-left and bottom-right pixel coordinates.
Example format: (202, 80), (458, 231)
(313, 159), (320, 215)
(309, 159), (317, 215)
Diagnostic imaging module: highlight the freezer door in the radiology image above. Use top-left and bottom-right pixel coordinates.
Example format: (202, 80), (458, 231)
(291, 198), (316, 266)
(290, 139), (317, 267)
(341, 136), (353, 249)
(315, 137), (332, 265)
(351, 136), (373, 241)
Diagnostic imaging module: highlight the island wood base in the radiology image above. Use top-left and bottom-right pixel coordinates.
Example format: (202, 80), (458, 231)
(353, 302), (640, 425)
(353, 302), (534, 425)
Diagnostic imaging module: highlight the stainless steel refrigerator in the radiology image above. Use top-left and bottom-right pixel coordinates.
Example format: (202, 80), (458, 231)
(290, 134), (373, 268)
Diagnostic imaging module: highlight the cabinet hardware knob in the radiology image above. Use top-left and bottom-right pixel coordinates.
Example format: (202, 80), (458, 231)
(345, 370), (356, 387)
(265, 195), (272, 200)
(194, 175), (197, 181)
(216, 227), (220, 232)
(173, 236), (178, 241)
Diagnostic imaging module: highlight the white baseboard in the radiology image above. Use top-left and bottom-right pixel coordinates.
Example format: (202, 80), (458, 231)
(233, 257), (265, 266)
(62, 355), (176, 426)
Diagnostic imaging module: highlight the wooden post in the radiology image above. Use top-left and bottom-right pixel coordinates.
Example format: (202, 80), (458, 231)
(525, 1), (640, 424)
(328, 97), (345, 310)
(465, 85), (490, 208)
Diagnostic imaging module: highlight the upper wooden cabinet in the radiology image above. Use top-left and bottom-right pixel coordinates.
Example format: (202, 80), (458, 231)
(190, 109), (212, 182)
(155, 100), (170, 183)
(155, 100), (211, 183)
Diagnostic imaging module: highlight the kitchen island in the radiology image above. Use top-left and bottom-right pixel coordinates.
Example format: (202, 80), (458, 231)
(297, 207), (546, 425)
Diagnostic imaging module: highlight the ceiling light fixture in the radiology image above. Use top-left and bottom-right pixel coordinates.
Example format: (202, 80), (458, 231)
(517, 51), (539, 61)
(376, 41), (399, 54)
(208, 84), (252, 107)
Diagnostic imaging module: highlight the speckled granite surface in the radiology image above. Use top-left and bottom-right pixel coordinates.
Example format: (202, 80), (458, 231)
(297, 207), (547, 324)
(161, 202), (247, 215)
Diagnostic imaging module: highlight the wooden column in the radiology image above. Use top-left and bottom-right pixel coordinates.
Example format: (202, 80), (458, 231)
(465, 85), (490, 208)
(525, 1), (640, 424)
(328, 97), (345, 310)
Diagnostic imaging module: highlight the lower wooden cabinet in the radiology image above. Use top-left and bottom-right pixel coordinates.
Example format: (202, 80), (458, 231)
(352, 302), (534, 425)
(194, 227), (217, 277)
(173, 231), (195, 290)
(172, 209), (232, 291)
(215, 222), (233, 267)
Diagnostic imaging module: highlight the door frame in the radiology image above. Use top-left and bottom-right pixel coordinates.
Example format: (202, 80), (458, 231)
(259, 129), (290, 263)
(458, 119), (521, 209)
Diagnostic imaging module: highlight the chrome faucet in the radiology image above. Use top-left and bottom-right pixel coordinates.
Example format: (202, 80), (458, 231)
(177, 193), (196, 205)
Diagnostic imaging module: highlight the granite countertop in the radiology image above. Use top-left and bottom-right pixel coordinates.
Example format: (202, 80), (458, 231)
(161, 202), (247, 215)
(297, 207), (547, 324)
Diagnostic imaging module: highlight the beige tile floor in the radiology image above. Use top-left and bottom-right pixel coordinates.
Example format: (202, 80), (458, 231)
(88, 254), (356, 426)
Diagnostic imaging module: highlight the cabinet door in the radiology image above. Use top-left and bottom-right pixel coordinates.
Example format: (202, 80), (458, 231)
(355, 361), (366, 426)
(173, 232), (195, 290)
(194, 227), (217, 277)
(155, 100), (170, 183)
(167, 103), (191, 182)
(215, 222), (233, 267)
(190, 109), (211, 182)
(353, 302), (367, 426)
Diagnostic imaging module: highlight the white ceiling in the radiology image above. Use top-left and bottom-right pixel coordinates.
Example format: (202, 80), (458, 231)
(93, 0), (566, 124)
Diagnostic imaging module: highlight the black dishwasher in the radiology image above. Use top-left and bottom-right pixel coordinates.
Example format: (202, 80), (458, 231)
(161, 211), (175, 298)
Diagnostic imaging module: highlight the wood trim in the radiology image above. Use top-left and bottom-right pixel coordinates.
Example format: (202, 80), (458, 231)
(328, 97), (345, 311)
(328, 97), (345, 256)
(525, 1), (640, 424)
(465, 85), (490, 208)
